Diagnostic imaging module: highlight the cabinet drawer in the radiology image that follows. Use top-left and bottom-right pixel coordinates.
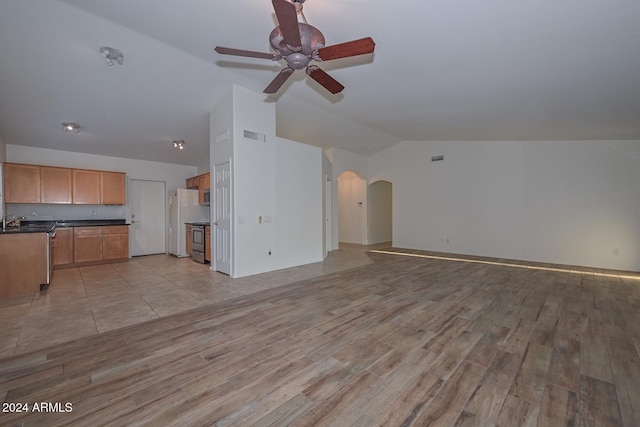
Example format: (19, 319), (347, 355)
(74, 226), (103, 236)
(102, 225), (129, 235)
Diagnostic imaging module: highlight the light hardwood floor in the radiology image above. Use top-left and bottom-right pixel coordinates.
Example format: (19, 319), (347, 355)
(1, 248), (639, 426)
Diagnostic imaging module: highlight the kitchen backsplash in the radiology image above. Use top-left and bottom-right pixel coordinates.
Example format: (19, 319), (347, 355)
(6, 204), (130, 222)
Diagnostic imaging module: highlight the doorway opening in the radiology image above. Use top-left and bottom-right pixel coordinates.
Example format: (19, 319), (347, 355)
(337, 170), (367, 245)
(367, 180), (393, 246)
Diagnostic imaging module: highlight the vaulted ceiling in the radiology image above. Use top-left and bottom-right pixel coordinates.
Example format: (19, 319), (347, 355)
(1, 0), (639, 166)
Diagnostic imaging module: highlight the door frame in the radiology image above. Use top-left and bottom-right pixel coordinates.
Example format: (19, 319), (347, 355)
(128, 178), (167, 257)
(212, 160), (233, 276)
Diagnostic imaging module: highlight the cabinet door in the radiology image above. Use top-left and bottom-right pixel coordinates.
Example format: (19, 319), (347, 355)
(73, 227), (103, 262)
(4, 163), (41, 203)
(72, 170), (101, 204)
(199, 173), (210, 191)
(103, 234), (129, 260)
(102, 226), (129, 260)
(198, 173), (210, 205)
(53, 228), (74, 266)
(41, 166), (72, 204)
(100, 172), (126, 205)
(186, 225), (192, 256)
(205, 226), (211, 262)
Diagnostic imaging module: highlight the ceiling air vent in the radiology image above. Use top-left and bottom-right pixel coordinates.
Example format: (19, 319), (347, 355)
(243, 130), (267, 142)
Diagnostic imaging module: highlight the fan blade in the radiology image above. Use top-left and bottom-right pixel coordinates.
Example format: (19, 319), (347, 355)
(215, 46), (276, 60)
(316, 37), (376, 61)
(272, 0), (302, 48)
(264, 67), (295, 94)
(306, 66), (344, 94)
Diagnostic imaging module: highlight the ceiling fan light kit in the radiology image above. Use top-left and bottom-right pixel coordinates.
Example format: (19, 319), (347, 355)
(100, 46), (124, 66)
(215, 0), (375, 95)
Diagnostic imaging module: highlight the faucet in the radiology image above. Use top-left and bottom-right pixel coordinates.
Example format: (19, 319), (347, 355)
(2, 215), (25, 231)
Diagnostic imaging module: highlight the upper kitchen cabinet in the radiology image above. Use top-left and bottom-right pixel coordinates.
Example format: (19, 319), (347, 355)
(198, 173), (210, 191)
(4, 163), (41, 203)
(4, 163), (126, 205)
(72, 169), (101, 204)
(185, 172), (210, 205)
(72, 170), (126, 205)
(100, 172), (126, 205)
(40, 166), (72, 204)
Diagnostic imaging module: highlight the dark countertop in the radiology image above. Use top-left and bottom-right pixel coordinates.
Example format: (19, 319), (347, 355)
(1, 219), (128, 235)
(185, 221), (210, 226)
(0, 224), (55, 235)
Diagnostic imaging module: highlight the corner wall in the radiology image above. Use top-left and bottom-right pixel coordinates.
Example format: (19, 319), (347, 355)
(369, 140), (640, 271)
(211, 86), (323, 278)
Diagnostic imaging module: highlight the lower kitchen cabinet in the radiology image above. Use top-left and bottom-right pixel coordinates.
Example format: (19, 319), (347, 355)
(74, 227), (103, 263)
(186, 224), (192, 257)
(72, 226), (129, 265)
(103, 226), (129, 260)
(53, 227), (74, 266)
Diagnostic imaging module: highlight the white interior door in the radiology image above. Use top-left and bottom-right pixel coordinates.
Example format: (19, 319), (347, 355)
(130, 179), (166, 256)
(213, 162), (231, 275)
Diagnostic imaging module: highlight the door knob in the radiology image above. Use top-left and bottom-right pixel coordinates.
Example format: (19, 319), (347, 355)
(213, 221), (218, 226)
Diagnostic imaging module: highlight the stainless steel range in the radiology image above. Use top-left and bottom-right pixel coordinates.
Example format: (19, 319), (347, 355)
(191, 224), (206, 263)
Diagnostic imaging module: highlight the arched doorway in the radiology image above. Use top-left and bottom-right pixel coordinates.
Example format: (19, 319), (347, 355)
(367, 180), (392, 245)
(338, 170), (367, 245)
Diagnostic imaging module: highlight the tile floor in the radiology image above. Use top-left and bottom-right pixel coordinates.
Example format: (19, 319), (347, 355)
(0, 244), (386, 358)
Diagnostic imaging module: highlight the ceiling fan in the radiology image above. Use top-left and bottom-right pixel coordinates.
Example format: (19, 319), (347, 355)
(214, 0), (375, 95)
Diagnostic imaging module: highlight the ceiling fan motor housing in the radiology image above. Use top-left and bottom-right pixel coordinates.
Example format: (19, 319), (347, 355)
(269, 23), (325, 59)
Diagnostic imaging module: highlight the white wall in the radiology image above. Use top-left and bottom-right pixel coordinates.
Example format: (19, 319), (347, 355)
(322, 150), (333, 257)
(368, 180), (392, 244)
(212, 86), (323, 278)
(369, 140), (640, 271)
(5, 144), (198, 251)
(0, 132), (6, 163)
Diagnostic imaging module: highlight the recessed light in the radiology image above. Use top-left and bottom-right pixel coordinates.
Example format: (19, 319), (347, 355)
(62, 122), (80, 133)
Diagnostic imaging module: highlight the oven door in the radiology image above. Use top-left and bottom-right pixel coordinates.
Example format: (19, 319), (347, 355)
(191, 226), (206, 263)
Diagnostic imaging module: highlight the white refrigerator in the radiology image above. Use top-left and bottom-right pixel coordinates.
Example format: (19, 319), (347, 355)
(168, 189), (209, 257)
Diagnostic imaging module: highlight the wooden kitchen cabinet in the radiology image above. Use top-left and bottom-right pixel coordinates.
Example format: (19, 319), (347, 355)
(198, 173), (210, 205)
(41, 166), (72, 204)
(72, 170), (126, 205)
(100, 172), (126, 205)
(185, 172), (211, 204)
(186, 177), (198, 189)
(3, 163), (41, 203)
(102, 226), (129, 260)
(69, 226), (129, 266)
(186, 224), (192, 257)
(5, 163), (125, 205)
(73, 227), (103, 263)
(0, 233), (48, 298)
(72, 170), (101, 204)
(205, 225), (211, 262)
(53, 227), (74, 266)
